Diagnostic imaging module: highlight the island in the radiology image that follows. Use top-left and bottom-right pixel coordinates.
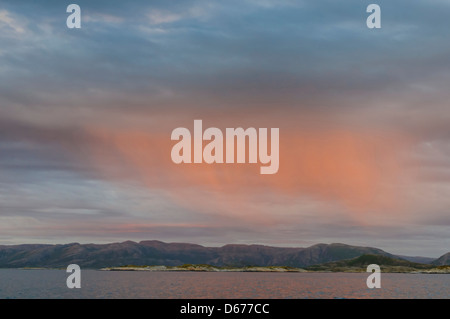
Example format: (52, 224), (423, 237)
(101, 254), (450, 274)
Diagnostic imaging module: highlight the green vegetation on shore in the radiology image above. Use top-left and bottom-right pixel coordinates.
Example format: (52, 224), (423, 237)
(102, 255), (450, 273)
(102, 264), (307, 272)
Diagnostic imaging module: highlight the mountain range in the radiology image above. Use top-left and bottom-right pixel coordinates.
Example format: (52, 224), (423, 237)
(0, 240), (447, 269)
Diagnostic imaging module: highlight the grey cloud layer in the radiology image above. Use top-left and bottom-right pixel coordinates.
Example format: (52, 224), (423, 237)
(2, 0), (450, 113)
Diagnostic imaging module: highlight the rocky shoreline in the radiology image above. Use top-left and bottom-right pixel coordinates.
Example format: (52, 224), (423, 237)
(100, 264), (450, 274)
(101, 265), (307, 272)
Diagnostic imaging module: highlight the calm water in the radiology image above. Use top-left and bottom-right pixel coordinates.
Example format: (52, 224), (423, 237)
(0, 270), (448, 299)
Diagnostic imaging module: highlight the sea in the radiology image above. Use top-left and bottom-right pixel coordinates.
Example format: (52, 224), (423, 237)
(0, 270), (448, 299)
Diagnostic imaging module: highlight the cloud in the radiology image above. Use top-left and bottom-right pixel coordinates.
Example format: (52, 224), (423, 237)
(76, 111), (411, 219)
(0, 10), (25, 34)
(0, 0), (449, 255)
(84, 13), (124, 24)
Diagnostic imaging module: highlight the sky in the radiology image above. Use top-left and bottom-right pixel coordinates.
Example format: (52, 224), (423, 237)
(0, 0), (449, 257)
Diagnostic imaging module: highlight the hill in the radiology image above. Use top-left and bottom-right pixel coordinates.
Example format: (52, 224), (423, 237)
(431, 252), (450, 266)
(394, 255), (435, 264)
(0, 241), (395, 269)
(305, 254), (434, 272)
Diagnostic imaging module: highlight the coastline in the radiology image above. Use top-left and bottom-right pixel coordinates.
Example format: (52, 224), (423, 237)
(99, 264), (450, 274)
(0, 265), (447, 274)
